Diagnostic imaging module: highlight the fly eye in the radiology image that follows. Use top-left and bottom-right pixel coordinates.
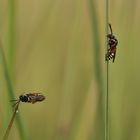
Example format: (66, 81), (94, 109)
(19, 95), (28, 102)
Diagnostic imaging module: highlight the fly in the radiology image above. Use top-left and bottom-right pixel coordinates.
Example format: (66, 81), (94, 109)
(105, 23), (118, 62)
(11, 93), (45, 107)
(3, 93), (45, 140)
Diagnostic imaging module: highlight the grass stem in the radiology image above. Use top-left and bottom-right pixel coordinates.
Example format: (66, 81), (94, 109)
(3, 101), (20, 140)
(105, 0), (109, 139)
(0, 40), (28, 140)
(88, 0), (104, 140)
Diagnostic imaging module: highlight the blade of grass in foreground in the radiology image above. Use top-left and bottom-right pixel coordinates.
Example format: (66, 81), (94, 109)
(88, 0), (104, 140)
(7, 0), (16, 71)
(0, 41), (29, 140)
(0, 0), (29, 139)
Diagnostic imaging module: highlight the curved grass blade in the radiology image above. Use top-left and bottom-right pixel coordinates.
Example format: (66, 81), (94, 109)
(0, 40), (29, 140)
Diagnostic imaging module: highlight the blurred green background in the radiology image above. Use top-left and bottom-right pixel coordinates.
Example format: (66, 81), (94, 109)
(0, 0), (140, 140)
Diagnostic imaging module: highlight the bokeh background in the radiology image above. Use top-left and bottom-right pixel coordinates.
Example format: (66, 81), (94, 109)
(0, 0), (140, 140)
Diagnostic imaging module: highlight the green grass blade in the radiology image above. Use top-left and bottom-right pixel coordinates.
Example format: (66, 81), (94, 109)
(88, 0), (104, 140)
(105, 0), (109, 140)
(0, 41), (28, 140)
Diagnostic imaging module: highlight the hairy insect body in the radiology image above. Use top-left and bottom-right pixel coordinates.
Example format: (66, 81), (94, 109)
(19, 93), (45, 104)
(11, 93), (46, 107)
(105, 24), (118, 62)
(5, 93), (45, 140)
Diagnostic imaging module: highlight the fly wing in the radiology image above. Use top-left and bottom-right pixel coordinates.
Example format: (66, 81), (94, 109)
(35, 94), (45, 102)
(26, 93), (45, 103)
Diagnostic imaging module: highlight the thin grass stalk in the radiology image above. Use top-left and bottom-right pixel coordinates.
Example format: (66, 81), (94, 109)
(7, 0), (16, 71)
(0, 41), (28, 140)
(2, 0), (29, 139)
(3, 101), (20, 140)
(105, 0), (109, 140)
(88, 0), (104, 140)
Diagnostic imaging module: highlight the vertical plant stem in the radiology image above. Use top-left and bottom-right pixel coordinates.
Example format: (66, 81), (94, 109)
(0, 0), (29, 139)
(88, 0), (104, 140)
(1, 1), (29, 136)
(0, 41), (29, 140)
(105, 0), (109, 140)
(7, 0), (16, 71)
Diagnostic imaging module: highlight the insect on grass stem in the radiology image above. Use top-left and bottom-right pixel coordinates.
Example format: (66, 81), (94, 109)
(105, 0), (109, 139)
(3, 93), (45, 140)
